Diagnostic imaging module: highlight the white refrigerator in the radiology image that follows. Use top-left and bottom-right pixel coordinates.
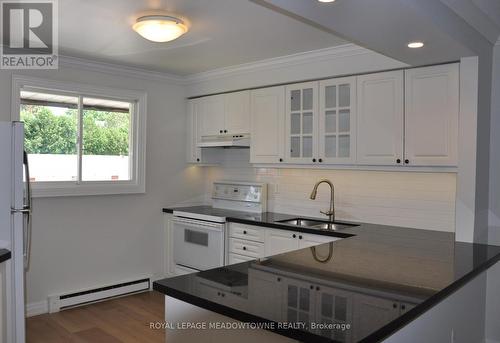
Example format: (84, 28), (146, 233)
(0, 121), (31, 342)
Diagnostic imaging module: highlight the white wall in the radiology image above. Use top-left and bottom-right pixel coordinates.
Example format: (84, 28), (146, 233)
(205, 150), (457, 232)
(0, 66), (206, 310)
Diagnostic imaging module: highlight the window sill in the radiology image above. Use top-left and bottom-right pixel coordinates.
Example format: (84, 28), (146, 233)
(31, 182), (145, 198)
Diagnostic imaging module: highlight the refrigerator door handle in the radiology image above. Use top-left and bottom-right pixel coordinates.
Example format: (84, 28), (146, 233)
(23, 151), (32, 270)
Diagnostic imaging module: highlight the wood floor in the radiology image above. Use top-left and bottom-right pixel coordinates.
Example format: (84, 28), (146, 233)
(26, 291), (165, 343)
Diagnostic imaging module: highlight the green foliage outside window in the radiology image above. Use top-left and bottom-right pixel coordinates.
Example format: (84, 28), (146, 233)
(21, 104), (130, 156)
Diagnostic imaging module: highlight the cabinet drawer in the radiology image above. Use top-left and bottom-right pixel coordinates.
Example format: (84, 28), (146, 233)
(229, 223), (265, 242)
(229, 238), (265, 258)
(228, 253), (255, 265)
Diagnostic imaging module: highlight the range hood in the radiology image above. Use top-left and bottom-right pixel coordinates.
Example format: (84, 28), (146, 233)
(197, 134), (250, 148)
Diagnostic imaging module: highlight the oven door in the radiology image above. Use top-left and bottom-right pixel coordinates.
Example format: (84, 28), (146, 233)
(172, 217), (225, 271)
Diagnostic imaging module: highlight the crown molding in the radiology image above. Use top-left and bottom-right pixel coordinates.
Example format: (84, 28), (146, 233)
(58, 55), (186, 85)
(57, 43), (371, 86)
(184, 43), (370, 84)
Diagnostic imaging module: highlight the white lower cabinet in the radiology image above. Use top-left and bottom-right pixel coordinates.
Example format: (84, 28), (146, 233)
(264, 228), (299, 256)
(227, 223), (340, 261)
(248, 268), (284, 322)
(298, 233), (339, 248)
(353, 293), (416, 342)
(282, 277), (353, 341)
(228, 253), (255, 265)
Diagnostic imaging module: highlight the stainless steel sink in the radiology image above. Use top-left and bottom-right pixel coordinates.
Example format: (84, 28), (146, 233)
(276, 218), (358, 231)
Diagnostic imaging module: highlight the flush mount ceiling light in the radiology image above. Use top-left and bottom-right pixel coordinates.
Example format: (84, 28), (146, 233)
(408, 41), (424, 49)
(318, 0), (336, 2)
(132, 15), (188, 42)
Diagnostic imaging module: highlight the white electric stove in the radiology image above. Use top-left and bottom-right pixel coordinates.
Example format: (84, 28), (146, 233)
(171, 181), (267, 272)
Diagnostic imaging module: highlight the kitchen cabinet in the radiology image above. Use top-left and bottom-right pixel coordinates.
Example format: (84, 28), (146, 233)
(314, 285), (353, 342)
(405, 63), (459, 166)
(283, 277), (316, 330)
(228, 253), (254, 265)
(225, 91), (250, 134)
(250, 86), (286, 164)
(199, 94), (225, 136)
(264, 228), (301, 256)
(228, 223), (339, 260)
(186, 99), (221, 164)
(356, 71), (404, 165)
(353, 293), (409, 342)
(198, 91), (251, 137)
(318, 77), (357, 164)
(248, 268), (284, 322)
(285, 82), (319, 164)
(298, 233), (338, 249)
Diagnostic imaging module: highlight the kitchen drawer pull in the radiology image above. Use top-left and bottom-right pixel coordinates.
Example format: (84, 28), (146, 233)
(243, 246), (247, 250)
(243, 230), (247, 234)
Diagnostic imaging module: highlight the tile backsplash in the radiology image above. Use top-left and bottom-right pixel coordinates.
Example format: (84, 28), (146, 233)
(204, 150), (457, 232)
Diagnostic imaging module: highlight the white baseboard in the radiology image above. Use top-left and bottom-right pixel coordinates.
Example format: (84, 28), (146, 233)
(26, 300), (48, 317)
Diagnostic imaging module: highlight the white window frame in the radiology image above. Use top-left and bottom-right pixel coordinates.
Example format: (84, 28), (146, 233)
(12, 75), (147, 197)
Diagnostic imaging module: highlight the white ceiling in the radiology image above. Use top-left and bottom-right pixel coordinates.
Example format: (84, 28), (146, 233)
(58, 0), (346, 75)
(258, 0), (495, 66)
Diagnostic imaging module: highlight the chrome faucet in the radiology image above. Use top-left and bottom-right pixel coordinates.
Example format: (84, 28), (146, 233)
(310, 179), (335, 222)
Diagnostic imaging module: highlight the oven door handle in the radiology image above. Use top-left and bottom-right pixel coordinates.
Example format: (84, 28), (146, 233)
(172, 217), (224, 231)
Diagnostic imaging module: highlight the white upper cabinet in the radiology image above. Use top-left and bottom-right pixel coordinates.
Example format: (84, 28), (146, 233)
(199, 94), (225, 136)
(356, 70), (404, 165)
(186, 99), (221, 165)
(224, 91), (250, 134)
(319, 77), (357, 164)
(285, 82), (319, 164)
(186, 99), (201, 163)
(250, 86), (285, 164)
(404, 64), (459, 166)
(198, 91), (251, 137)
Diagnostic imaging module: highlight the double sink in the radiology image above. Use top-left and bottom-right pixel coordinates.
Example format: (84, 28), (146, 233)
(276, 218), (358, 231)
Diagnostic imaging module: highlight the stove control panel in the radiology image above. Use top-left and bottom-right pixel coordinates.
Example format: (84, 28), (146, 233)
(212, 182), (267, 212)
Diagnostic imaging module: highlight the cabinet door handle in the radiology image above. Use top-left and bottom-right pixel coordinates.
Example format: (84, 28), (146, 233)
(401, 304), (406, 310)
(312, 158), (316, 162)
(277, 277), (281, 282)
(292, 234), (297, 238)
(393, 303), (398, 309)
(316, 286), (320, 291)
(243, 246), (247, 251)
(224, 130), (227, 133)
(396, 159), (401, 164)
(318, 159), (323, 163)
(279, 158), (283, 162)
(196, 158), (200, 162)
(243, 230), (247, 234)
(299, 235), (303, 240)
(405, 159), (409, 164)
(221, 293), (225, 297)
(219, 130), (223, 133)
(310, 285), (314, 290)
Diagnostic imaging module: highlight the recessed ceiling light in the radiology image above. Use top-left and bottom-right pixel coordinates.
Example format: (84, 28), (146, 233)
(408, 41), (424, 49)
(318, 0), (336, 2)
(133, 15), (188, 43)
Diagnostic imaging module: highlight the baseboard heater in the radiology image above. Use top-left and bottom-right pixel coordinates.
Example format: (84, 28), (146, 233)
(48, 277), (151, 313)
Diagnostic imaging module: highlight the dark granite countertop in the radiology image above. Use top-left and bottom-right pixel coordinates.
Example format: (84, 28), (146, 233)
(0, 249), (11, 263)
(156, 206), (500, 342)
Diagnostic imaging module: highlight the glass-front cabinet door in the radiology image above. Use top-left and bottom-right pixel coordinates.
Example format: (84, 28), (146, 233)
(319, 77), (357, 164)
(315, 286), (353, 342)
(283, 278), (316, 333)
(285, 82), (319, 164)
